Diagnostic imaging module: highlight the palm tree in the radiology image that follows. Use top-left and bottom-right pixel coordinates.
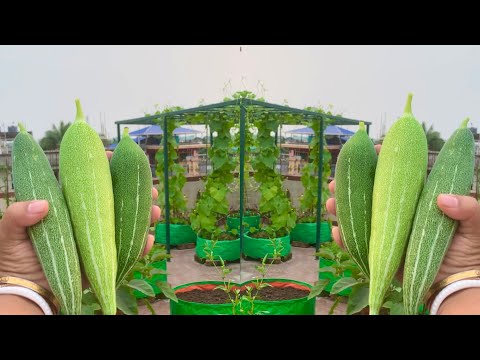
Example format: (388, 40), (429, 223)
(39, 121), (71, 150)
(422, 122), (445, 152)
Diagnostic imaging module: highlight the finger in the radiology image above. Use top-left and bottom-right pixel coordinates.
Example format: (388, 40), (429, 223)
(152, 187), (158, 201)
(150, 205), (161, 225)
(328, 179), (335, 193)
(1, 201), (49, 238)
(332, 226), (344, 249)
(374, 144), (382, 154)
(142, 234), (155, 256)
(106, 151), (113, 161)
(437, 194), (480, 231)
(326, 197), (337, 216)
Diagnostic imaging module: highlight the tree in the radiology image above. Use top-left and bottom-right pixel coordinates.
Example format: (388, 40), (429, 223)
(39, 121), (71, 150)
(422, 122), (445, 151)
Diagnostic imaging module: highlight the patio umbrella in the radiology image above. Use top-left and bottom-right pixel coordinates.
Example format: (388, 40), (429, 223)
(129, 125), (202, 136)
(107, 136), (144, 150)
(284, 126), (355, 136)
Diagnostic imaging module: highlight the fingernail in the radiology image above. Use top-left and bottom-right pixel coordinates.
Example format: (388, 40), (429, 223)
(439, 195), (458, 208)
(28, 200), (47, 214)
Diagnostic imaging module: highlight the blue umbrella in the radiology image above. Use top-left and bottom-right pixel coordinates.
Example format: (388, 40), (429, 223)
(285, 126), (355, 136)
(328, 125), (355, 136)
(129, 125), (163, 136)
(107, 136), (144, 150)
(129, 125), (202, 136)
(285, 127), (314, 135)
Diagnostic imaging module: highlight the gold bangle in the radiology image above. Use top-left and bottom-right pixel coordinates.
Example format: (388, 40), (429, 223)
(0, 276), (60, 314)
(425, 269), (480, 310)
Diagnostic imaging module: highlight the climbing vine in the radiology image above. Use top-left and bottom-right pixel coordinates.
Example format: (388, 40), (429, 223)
(228, 91), (264, 216)
(251, 111), (297, 237)
(153, 106), (190, 224)
(189, 111), (236, 239)
(298, 106), (334, 223)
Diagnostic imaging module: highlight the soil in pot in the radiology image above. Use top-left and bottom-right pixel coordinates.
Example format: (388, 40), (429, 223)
(248, 230), (288, 239)
(176, 285), (309, 304)
(198, 230), (238, 241)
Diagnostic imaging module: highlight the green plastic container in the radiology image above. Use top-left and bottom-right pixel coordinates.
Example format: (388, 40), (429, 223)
(133, 260), (167, 299)
(243, 279), (315, 315)
(155, 223), (197, 246)
(170, 279), (315, 315)
(196, 236), (241, 261)
(290, 221), (332, 244)
(243, 232), (291, 259)
(170, 281), (239, 315)
(226, 215), (260, 232)
(319, 258), (353, 296)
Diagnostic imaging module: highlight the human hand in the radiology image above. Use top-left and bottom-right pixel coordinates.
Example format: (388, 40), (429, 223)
(0, 150), (160, 294)
(325, 144), (480, 284)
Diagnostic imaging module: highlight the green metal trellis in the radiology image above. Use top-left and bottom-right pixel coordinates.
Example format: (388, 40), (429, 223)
(115, 98), (370, 256)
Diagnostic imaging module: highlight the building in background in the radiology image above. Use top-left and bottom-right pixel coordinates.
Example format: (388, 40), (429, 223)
(0, 125), (33, 154)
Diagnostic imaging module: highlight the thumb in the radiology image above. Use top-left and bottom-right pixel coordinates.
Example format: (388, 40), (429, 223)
(437, 194), (480, 231)
(0, 200), (49, 238)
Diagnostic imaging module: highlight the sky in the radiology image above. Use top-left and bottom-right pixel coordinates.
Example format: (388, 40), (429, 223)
(1, 45), (479, 142)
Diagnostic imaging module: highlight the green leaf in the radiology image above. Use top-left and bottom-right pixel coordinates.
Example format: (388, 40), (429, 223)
(151, 252), (168, 263)
(318, 266), (336, 274)
(346, 283), (369, 315)
(81, 303), (101, 315)
(209, 184), (227, 202)
(383, 301), (405, 315)
(127, 279), (155, 297)
(262, 186), (278, 201)
(150, 268), (168, 275)
(317, 248), (335, 260)
(331, 277), (360, 295)
(308, 279), (329, 299)
(116, 285), (138, 315)
(198, 201), (210, 216)
(156, 281), (178, 303)
(82, 288), (99, 306)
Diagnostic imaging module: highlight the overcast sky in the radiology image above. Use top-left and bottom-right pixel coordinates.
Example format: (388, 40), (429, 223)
(1, 45), (479, 141)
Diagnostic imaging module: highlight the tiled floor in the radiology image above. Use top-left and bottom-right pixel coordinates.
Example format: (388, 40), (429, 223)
(137, 246), (347, 315)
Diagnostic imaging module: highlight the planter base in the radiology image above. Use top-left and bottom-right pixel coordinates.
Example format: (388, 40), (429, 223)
(174, 242), (196, 250)
(194, 254), (241, 266)
(195, 236), (241, 264)
(291, 240), (313, 248)
(290, 221), (332, 245)
(241, 252), (293, 264)
(155, 223), (197, 247)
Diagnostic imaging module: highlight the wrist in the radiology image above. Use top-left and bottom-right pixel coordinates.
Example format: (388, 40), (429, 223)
(437, 287), (480, 315)
(0, 270), (50, 292)
(0, 294), (44, 315)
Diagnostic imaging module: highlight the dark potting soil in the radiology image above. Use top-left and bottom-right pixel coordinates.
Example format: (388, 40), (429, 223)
(253, 286), (309, 301)
(198, 230), (238, 241)
(178, 288), (231, 304)
(176, 285), (310, 304)
(249, 230), (288, 239)
(217, 232), (238, 241)
(248, 231), (271, 239)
